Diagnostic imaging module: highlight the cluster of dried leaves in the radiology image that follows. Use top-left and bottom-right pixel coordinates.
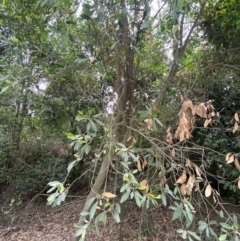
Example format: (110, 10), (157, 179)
(165, 99), (240, 200)
(166, 99), (219, 143)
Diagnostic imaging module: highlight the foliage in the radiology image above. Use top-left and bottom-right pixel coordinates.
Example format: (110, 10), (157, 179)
(203, 0), (240, 48)
(1, 0), (240, 241)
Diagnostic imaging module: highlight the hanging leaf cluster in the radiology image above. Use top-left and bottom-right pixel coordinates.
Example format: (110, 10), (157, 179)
(166, 99), (219, 143)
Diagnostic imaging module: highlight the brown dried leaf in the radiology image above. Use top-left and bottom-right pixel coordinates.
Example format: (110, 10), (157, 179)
(213, 194), (216, 203)
(180, 184), (187, 196)
(185, 159), (192, 168)
(234, 158), (240, 171)
(171, 148), (176, 157)
(166, 126), (171, 133)
(226, 152), (232, 162)
(179, 131), (185, 142)
(192, 103), (207, 118)
(234, 113), (239, 122)
(140, 179), (148, 186)
(137, 161), (142, 171)
(142, 159), (148, 169)
(176, 171), (187, 184)
(144, 118), (153, 130)
(227, 154), (235, 164)
(102, 192), (117, 198)
(205, 184), (212, 197)
(166, 132), (173, 144)
(194, 165), (201, 177)
(181, 100), (193, 112)
(180, 95), (184, 102)
(186, 175), (195, 194)
(233, 122), (238, 133)
(204, 118), (212, 127)
(194, 183), (200, 192)
(210, 111), (216, 117)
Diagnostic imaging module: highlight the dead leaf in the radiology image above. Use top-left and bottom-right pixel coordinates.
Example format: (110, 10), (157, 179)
(227, 155), (235, 164)
(181, 100), (193, 112)
(210, 111), (215, 117)
(234, 158), (240, 171)
(144, 118), (153, 130)
(204, 118), (212, 127)
(102, 192), (117, 198)
(166, 126), (171, 133)
(234, 113), (239, 122)
(185, 159), (192, 168)
(166, 131), (173, 144)
(180, 184), (187, 195)
(186, 175), (195, 194)
(140, 179), (148, 186)
(226, 152), (232, 161)
(205, 184), (212, 197)
(142, 159), (148, 169)
(226, 153), (234, 164)
(171, 148), (176, 157)
(233, 122), (238, 133)
(137, 161), (142, 171)
(194, 165), (201, 177)
(213, 194), (216, 203)
(176, 171), (187, 184)
(194, 183), (200, 192)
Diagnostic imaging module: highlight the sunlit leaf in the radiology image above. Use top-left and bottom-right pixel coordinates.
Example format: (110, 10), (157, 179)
(102, 192), (116, 198)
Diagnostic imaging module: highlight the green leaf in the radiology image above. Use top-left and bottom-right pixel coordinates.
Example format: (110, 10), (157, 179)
(47, 192), (58, 206)
(74, 58), (88, 65)
(68, 33), (75, 42)
(188, 231), (201, 241)
(172, 205), (183, 220)
(0, 85), (9, 94)
(48, 181), (61, 187)
(75, 224), (88, 237)
(95, 212), (106, 224)
(97, 62), (105, 75)
(129, 152), (138, 162)
(161, 192), (167, 206)
(154, 118), (163, 127)
(80, 211), (90, 216)
(143, 0), (151, 12)
(120, 188), (130, 203)
(182, 230), (187, 239)
(134, 191), (142, 207)
(85, 197), (96, 210)
(219, 234), (227, 241)
(140, 21), (149, 29)
(198, 221), (207, 231)
(64, 132), (76, 139)
(233, 215), (238, 227)
(120, 183), (130, 192)
(220, 222), (233, 230)
(115, 203), (121, 214)
(89, 120), (97, 132)
(89, 201), (98, 219)
(0, 72), (12, 81)
(113, 208), (120, 223)
(120, 161), (129, 170)
(67, 160), (78, 173)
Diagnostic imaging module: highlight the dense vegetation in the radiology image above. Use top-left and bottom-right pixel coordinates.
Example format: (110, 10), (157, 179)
(1, 0), (240, 240)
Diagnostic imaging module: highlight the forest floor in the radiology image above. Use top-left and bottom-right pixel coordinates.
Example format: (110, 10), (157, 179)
(0, 192), (239, 241)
